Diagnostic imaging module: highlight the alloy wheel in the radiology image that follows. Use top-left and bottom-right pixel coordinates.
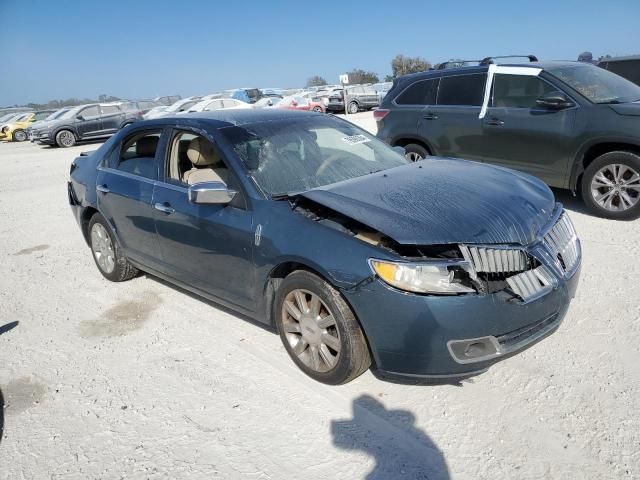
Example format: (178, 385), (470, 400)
(281, 289), (341, 373)
(13, 130), (27, 142)
(590, 163), (640, 212)
(59, 131), (74, 147)
(348, 102), (358, 114)
(91, 223), (116, 274)
(405, 151), (424, 162)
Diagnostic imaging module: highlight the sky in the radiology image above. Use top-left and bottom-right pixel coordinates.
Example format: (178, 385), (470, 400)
(1, 0), (639, 106)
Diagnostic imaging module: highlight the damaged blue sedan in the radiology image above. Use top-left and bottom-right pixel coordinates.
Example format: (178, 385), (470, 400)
(68, 110), (581, 384)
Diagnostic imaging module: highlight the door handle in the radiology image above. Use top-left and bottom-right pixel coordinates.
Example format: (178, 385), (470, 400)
(154, 203), (175, 214)
(422, 113), (438, 120)
(96, 184), (110, 193)
(485, 118), (504, 126)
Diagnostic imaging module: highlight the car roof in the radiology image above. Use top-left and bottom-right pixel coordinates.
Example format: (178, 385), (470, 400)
(401, 60), (589, 81)
(144, 109), (323, 129)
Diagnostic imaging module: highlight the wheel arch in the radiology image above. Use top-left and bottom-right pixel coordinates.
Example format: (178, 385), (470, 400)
(52, 125), (79, 141)
(263, 260), (376, 365)
(392, 137), (434, 155)
(570, 140), (640, 192)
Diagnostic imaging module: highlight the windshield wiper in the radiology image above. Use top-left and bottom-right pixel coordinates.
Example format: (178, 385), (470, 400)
(270, 192), (291, 200)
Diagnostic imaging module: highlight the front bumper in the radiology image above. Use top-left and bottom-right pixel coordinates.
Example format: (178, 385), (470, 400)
(343, 263), (580, 379)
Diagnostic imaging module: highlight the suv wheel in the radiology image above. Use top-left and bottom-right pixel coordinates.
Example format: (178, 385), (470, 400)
(347, 101), (359, 114)
(55, 130), (76, 148)
(88, 213), (139, 281)
(13, 129), (27, 142)
(581, 151), (640, 220)
(274, 270), (371, 385)
(403, 143), (429, 162)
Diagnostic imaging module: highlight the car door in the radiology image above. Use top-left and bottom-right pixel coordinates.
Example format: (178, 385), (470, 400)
(477, 73), (577, 187)
(391, 77), (440, 144)
(100, 105), (125, 134)
(96, 127), (166, 270)
(418, 72), (487, 160)
(75, 105), (102, 137)
(151, 128), (256, 310)
(362, 86), (378, 108)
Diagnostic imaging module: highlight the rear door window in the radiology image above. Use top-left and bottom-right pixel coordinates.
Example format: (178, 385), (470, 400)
(80, 106), (100, 118)
(117, 130), (162, 179)
(437, 73), (486, 106)
(101, 105), (121, 115)
(395, 78), (439, 105)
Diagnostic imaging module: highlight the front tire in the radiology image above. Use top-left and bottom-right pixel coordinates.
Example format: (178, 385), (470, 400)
(88, 213), (139, 282)
(581, 151), (640, 220)
(403, 143), (429, 162)
(347, 101), (359, 114)
(55, 129), (76, 148)
(274, 270), (371, 385)
(312, 106), (323, 113)
(12, 129), (27, 142)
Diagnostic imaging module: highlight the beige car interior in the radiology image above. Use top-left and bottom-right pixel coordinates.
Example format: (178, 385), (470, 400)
(168, 132), (229, 185)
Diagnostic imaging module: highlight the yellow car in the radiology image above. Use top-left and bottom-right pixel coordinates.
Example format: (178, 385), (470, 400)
(0, 110), (54, 142)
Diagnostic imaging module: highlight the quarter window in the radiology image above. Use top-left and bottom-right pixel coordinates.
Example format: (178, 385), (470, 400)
(395, 78), (439, 105)
(491, 75), (556, 109)
(116, 130), (162, 179)
(437, 74), (486, 106)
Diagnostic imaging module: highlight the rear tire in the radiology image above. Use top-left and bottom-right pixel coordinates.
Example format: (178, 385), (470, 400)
(312, 106), (323, 113)
(55, 129), (76, 148)
(403, 143), (429, 162)
(12, 129), (27, 142)
(274, 270), (371, 385)
(88, 213), (139, 282)
(580, 151), (640, 220)
(347, 101), (359, 114)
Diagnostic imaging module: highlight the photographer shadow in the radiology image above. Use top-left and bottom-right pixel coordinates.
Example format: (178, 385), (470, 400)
(331, 394), (449, 480)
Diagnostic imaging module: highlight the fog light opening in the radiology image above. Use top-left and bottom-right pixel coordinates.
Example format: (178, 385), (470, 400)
(464, 342), (488, 357)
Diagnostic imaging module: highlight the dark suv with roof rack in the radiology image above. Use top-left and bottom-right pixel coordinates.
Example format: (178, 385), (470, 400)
(376, 55), (640, 220)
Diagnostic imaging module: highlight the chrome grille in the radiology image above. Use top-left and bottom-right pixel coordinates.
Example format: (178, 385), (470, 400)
(543, 213), (580, 275)
(506, 265), (556, 303)
(459, 245), (528, 274)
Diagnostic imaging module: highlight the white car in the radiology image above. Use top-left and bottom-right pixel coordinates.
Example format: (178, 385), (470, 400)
(144, 97), (202, 119)
(181, 98), (252, 114)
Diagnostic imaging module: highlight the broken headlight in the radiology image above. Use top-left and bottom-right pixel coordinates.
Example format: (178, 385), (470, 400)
(369, 259), (475, 294)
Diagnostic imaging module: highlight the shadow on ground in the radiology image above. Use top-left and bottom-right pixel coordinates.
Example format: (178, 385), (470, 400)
(0, 388), (4, 445)
(332, 395), (449, 479)
(552, 188), (590, 216)
(0, 321), (19, 336)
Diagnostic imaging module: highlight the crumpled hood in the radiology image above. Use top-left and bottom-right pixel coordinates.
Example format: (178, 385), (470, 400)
(300, 158), (556, 246)
(609, 102), (640, 116)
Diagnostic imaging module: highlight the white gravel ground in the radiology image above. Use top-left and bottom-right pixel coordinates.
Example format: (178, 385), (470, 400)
(0, 112), (638, 479)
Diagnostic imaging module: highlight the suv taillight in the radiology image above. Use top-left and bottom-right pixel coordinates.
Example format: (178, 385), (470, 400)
(373, 109), (389, 121)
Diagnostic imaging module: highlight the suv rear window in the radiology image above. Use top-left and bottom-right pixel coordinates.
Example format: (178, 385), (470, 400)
(395, 78), (439, 105)
(437, 73), (486, 106)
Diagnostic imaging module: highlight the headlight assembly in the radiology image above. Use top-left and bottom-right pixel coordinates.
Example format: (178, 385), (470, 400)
(369, 259), (475, 294)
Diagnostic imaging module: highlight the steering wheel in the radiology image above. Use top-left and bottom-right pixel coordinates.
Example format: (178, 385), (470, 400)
(316, 152), (346, 176)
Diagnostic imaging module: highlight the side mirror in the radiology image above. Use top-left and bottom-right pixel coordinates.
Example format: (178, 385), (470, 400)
(188, 181), (237, 205)
(291, 101), (298, 107)
(536, 91), (574, 110)
(76, 114), (84, 120)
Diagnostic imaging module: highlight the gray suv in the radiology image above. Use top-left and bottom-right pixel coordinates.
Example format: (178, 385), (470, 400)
(376, 58), (640, 220)
(321, 85), (380, 113)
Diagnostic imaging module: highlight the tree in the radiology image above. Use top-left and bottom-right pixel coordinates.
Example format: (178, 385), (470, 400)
(346, 69), (379, 85)
(390, 54), (431, 78)
(384, 74), (394, 82)
(306, 76), (327, 87)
